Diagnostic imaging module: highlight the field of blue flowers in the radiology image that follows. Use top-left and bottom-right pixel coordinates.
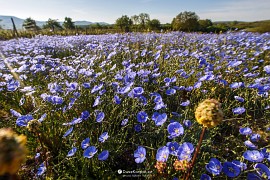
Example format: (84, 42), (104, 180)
(0, 31), (270, 179)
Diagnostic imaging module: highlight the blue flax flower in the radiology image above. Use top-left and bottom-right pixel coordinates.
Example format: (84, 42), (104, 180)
(250, 134), (261, 142)
(185, 86), (193, 91)
(67, 147), (77, 157)
(10, 109), (21, 117)
(194, 81), (202, 89)
(80, 111), (90, 120)
(66, 82), (78, 92)
(7, 79), (20, 91)
(234, 96), (245, 102)
(166, 88), (176, 95)
(152, 112), (167, 126)
(166, 142), (180, 156)
(167, 122), (184, 139)
(230, 82), (244, 89)
(180, 100), (190, 106)
(49, 95), (64, 105)
(200, 174), (211, 180)
(134, 124), (142, 132)
(183, 120), (192, 128)
(99, 89), (106, 95)
(164, 77), (171, 83)
(233, 107), (246, 114)
(227, 60), (242, 68)
(177, 142), (194, 161)
(98, 150), (109, 161)
(121, 119), (128, 126)
(93, 96), (101, 107)
(37, 162), (46, 176)
(67, 98), (76, 110)
(152, 112), (160, 121)
(134, 146), (146, 163)
(239, 127), (252, 135)
(81, 137), (90, 149)
(254, 163), (270, 179)
(82, 82), (91, 89)
(95, 111), (105, 123)
(83, 146), (97, 158)
(63, 127), (74, 137)
(114, 95), (121, 104)
(38, 113), (47, 123)
(206, 158), (223, 175)
(99, 132), (109, 143)
(16, 114), (34, 127)
(132, 87), (144, 97)
(137, 111), (148, 123)
(261, 148), (270, 161)
(156, 146), (170, 162)
(244, 140), (257, 149)
(243, 150), (264, 162)
(222, 161), (240, 178)
(91, 83), (103, 93)
(154, 101), (166, 110)
(178, 142), (194, 154)
(264, 65), (270, 74)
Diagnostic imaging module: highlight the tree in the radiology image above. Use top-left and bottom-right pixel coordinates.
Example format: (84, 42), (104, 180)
(131, 15), (139, 31)
(115, 15), (132, 32)
(138, 13), (150, 30)
(172, 11), (200, 32)
(63, 17), (75, 30)
(198, 19), (213, 32)
(22, 17), (38, 31)
(43, 18), (62, 31)
(131, 15), (140, 25)
(147, 19), (161, 31)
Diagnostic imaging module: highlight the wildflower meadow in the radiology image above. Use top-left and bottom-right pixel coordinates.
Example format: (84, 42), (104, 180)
(0, 31), (270, 179)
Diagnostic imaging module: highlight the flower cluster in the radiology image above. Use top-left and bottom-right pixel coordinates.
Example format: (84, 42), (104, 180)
(1, 31), (270, 179)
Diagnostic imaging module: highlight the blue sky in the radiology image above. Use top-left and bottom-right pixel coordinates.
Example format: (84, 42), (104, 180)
(0, 0), (269, 23)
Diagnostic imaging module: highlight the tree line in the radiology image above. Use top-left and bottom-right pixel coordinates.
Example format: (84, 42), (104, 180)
(20, 11), (227, 33)
(3, 11), (269, 35)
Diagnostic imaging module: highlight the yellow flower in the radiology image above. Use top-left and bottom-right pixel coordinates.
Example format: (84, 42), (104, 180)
(195, 99), (223, 128)
(173, 159), (190, 171)
(155, 161), (166, 174)
(0, 128), (27, 175)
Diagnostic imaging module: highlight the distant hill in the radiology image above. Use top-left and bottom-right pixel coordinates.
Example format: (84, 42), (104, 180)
(0, 15), (108, 29)
(213, 20), (270, 33)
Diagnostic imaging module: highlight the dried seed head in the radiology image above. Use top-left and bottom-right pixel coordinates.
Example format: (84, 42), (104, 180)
(0, 128), (27, 175)
(195, 99), (223, 128)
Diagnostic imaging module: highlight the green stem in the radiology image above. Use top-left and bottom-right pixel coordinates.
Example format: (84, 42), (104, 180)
(184, 126), (206, 180)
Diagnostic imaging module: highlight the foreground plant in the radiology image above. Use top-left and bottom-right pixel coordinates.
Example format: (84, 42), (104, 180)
(0, 128), (27, 176)
(185, 99), (223, 179)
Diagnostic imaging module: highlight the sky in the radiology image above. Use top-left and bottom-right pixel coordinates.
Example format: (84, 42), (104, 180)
(0, 0), (270, 23)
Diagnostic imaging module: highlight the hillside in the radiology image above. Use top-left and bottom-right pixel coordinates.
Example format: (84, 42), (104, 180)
(213, 20), (270, 33)
(0, 15), (108, 29)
